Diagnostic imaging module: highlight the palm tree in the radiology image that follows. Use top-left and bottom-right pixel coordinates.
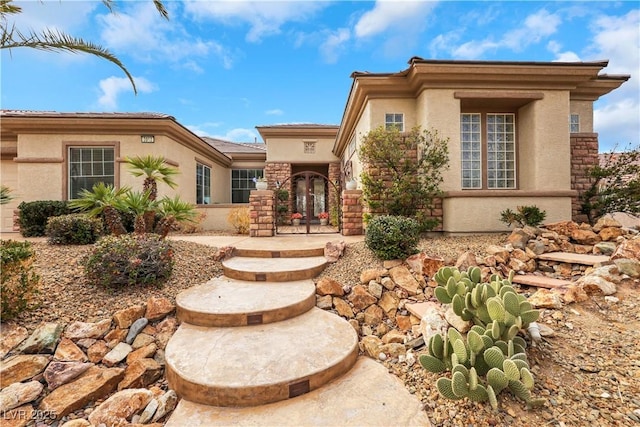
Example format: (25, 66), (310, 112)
(119, 190), (158, 234)
(0, 185), (13, 205)
(125, 155), (179, 232)
(0, 0), (168, 94)
(155, 195), (197, 238)
(69, 182), (129, 235)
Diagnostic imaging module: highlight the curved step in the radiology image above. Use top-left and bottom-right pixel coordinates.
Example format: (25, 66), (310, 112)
(222, 256), (327, 282)
(165, 308), (359, 407)
(234, 247), (325, 258)
(176, 277), (316, 327)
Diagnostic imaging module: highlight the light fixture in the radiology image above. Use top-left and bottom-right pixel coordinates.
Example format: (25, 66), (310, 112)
(141, 135), (155, 143)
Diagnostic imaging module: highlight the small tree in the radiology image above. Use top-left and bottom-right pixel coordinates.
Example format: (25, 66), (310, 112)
(580, 144), (640, 224)
(359, 126), (449, 230)
(69, 183), (129, 235)
(155, 195), (197, 238)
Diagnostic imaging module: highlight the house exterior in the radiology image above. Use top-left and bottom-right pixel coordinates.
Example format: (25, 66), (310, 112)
(0, 58), (629, 235)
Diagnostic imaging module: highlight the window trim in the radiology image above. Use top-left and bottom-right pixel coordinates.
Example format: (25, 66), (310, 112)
(63, 141), (120, 200)
(460, 111), (518, 190)
(196, 162), (212, 205)
(570, 113), (580, 133)
(385, 113), (404, 132)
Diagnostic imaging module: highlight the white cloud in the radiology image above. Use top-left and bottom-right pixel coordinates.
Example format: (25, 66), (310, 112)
(266, 109), (284, 116)
(354, 1), (435, 39)
(451, 9), (562, 58)
(97, 76), (156, 109)
(594, 98), (639, 151)
(98, 2), (234, 69)
(547, 40), (581, 62)
(183, 1), (328, 43)
(319, 28), (350, 63)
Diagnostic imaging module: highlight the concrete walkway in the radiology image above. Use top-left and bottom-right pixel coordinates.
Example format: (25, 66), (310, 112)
(169, 232), (364, 251)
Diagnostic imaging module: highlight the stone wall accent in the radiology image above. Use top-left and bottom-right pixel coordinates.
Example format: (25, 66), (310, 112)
(265, 162), (293, 223)
(249, 190), (275, 237)
(328, 162), (341, 226)
(342, 190), (363, 236)
(570, 133), (599, 223)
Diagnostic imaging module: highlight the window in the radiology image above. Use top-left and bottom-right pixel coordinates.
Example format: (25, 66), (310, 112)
(68, 147), (114, 199)
(232, 169), (264, 203)
(348, 136), (356, 158)
(570, 114), (580, 133)
(196, 163), (211, 205)
(460, 113), (516, 189)
(385, 113), (404, 131)
(304, 141), (316, 154)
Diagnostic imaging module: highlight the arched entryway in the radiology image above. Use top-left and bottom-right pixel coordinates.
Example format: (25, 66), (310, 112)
(275, 170), (341, 234)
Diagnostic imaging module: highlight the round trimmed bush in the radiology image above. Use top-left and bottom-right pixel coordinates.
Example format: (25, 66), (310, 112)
(46, 214), (103, 245)
(365, 215), (420, 260)
(84, 234), (174, 288)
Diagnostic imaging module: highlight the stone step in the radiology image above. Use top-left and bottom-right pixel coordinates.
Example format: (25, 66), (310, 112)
(537, 252), (609, 266)
(222, 256), (327, 282)
(165, 357), (432, 426)
(165, 308), (359, 407)
(176, 277), (316, 327)
(234, 247), (325, 258)
(512, 274), (572, 289)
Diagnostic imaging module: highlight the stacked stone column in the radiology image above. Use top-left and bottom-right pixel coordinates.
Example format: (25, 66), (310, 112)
(570, 133), (599, 223)
(249, 190), (275, 237)
(341, 190), (363, 236)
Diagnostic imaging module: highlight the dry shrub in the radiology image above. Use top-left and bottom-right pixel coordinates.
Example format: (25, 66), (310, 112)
(227, 207), (250, 235)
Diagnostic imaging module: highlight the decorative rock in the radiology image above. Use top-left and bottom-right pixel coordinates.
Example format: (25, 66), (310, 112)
(316, 277), (344, 296)
(118, 358), (162, 390)
(405, 253), (445, 279)
(359, 335), (383, 359)
(316, 295), (332, 310)
(360, 268), (388, 284)
(44, 361), (93, 390)
(112, 305), (146, 329)
(444, 306), (473, 333)
(18, 322), (63, 354)
(527, 240), (546, 255)
(418, 302), (448, 342)
(75, 338), (96, 350)
(0, 354), (49, 388)
(545, 220), (579, 237)
(132, 333), (155, 349)
(395, 315), (412, 331)
(363, 305), (384, 326)
(562, 284), (589, 304)
(454, 251), (478, 270)
(614, 258), (640, 277)
(65, 319), (111, 340)
(507, 229), (530, 250)
(0, 323), (28, 359)
(1, 403), (34, 427)
(382, 259), (402, 269)
(145, 296), (175, 321)
(153, 348), (166, 367)
(88, 388), (153, 427)
(528, 289), (563, 309)
(332, 298), (354, 318)
(139, 397), (159, 423)
(60, 420), (91, 427)
(380, 343), (406, 358)
(378, 291), (400, 318)
(151, 390), (178, 422)
(53, 338), (88, 362)
(389, 266), (420, 295)
(212, 246), (235, 261)
(368, 281), (383, 299)
(380, 277), (395, 291)
(125, 318), (149, 345)
(347, 285), (377, 310)
(102, 342), (133, 367)
(599, 227), (623, 241)
(39, 366), (124, 420)
(382, 330), (406, 344)
(154, 317), (177, 350)
(593, 215), (622, 231)
(577, 276), (617, 295)
(324, 241), (346, 263)
(571, 229), (601, 245)
(611, 237), (640, 261)
(594, 242), (617, 256)
(87, 340), (110, 363)
(104, 328), (128, 349)
(127, 342), (158, 364)
(0, 380), (43, 412)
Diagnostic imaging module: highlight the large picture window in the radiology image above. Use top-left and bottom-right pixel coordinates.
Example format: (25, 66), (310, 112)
(68, 147), (114, 199)
(196, 163), (211, 205)
(461, 113), (516, 189)
(232, 169), (264, 203)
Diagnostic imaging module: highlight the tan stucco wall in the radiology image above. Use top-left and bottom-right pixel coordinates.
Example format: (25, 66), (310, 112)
(570, 100), (594, 133)
(195, 204), (243, 232)
(266, 137), (338, 163)
(443, 196), (572, 233)
(0, 159), (19, 232)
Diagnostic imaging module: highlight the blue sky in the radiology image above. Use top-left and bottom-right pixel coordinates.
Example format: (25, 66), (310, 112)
(1, 1), (638, 152)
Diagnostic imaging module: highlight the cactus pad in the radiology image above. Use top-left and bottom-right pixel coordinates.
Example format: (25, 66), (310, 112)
(486, 367), (509, 394)
(419, 354), (447, 373)
(494, 340), (508, 355)
(520, 367), (534, 389)
(453, 338), (468, 364)
(503, 359), (521, 381)
(467, 330), (484, 354)
(452, 293), (465, 316)
(520, 309), (540, 325)
(448, 327), (463, 344)
(469, 266), (482, 284)
(526, 397), (547, 410)
(487, 385), (498, 411)
(436, 377), (462, 400)
(487, 297), (506, 322)
(467, 383), (489, 402)
(446, 276), (457, 297)
(502, 292), (520, 316)
(509, 379), (531, 402)
(451, 371), (469, 397)
(434, 286), (452, 304)
(468, 367), (478, 391)
(484, 346), (505, 369)
(513, 336), (527, 350)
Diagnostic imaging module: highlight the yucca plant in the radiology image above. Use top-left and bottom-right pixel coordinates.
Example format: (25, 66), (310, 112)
(155, 195), (197, 238)
(125, 155), (179, 231)
(119, 190), (158, 234)
(69, 183), (129, 236)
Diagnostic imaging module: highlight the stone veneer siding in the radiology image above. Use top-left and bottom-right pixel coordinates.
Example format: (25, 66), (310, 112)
(249, 190), (275, 237)
(265, 162), (293, 222)
(342, 190), (363, 236)
(570, 133), (599, 223)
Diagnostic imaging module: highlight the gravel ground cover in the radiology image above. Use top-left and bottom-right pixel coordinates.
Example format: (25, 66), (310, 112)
(7, 234), (640, 426)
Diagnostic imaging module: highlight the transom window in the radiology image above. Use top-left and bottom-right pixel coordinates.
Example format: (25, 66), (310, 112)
(570, 114), (580, 133)
(68, 147), (114, 199)
(196, 163), (211, 205)
(232, 169), (264, 203)
(385, 113), (404, 131)
(461, 113), (516, 189)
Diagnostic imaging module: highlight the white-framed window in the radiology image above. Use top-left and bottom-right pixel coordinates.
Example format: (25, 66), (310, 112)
(348, 135), (356, 158)
(570, 114), (580, 133)
(68, 147), (115, 199)
(304, 141), (316, 154)
(231, 169), (264, 203)
(385, 113), (404, 131)
(460, 113), (516, 189)
(196, 163), (211, 205)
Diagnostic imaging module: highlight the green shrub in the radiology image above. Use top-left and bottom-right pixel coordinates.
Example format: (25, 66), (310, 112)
(365, 215), (420, 260)
(46, 214), (103, 245)
(18, 200), (71, 237)
(84, 234), (174, 288)
(1, 240), (40, 320)
(499, 206), (546, 228)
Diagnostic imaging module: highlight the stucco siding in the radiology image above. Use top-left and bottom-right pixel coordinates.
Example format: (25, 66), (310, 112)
(266, 137), (338, 163)
(0, 160), (18, 232)
(570, 100), (594, 133)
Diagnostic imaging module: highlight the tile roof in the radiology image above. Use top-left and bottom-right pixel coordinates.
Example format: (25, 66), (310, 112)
(0, 110), (174, 119)
(202, 137), (266, 154)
